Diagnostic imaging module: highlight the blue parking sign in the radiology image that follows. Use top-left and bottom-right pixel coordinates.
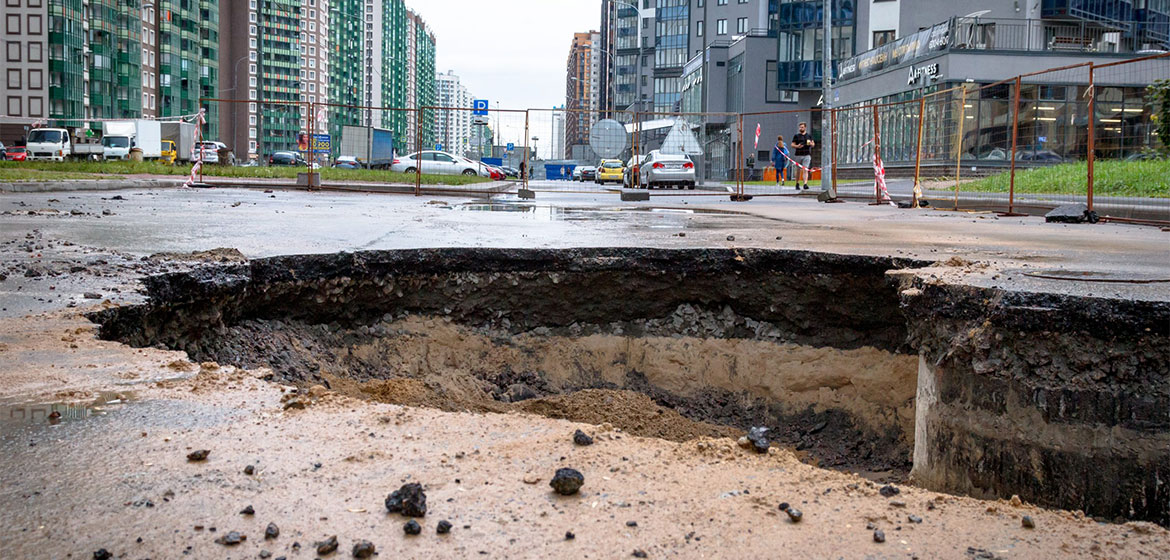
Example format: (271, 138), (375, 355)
(506, 142), (514, 152)
(473, 99), (489, 116)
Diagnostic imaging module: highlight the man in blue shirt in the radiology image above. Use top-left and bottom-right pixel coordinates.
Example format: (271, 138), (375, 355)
(770, 135), (788, 187)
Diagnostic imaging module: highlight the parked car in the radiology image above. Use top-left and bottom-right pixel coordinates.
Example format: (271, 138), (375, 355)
(483, 165), (505, 180)
(390, 150), (489, 176)
(577, 166), (597, 182)
(572, 167), (583, 181)
(195, 141), (235, 165)
(500, 166), (520, 178)
(623, 155), (648, 188)
(595, 159), (624, 184)
(334, 156), (362, 169)
(0, 141), (5, 160)
(160, 140), (178, 165)
(638, 151), (696, 189)
(269, 151), (308, 166)
(5, 146), (27, 161)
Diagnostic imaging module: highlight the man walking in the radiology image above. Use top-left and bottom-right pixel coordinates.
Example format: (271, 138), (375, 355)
(770, 135), (788, 187)
(791, 122), (815, 190)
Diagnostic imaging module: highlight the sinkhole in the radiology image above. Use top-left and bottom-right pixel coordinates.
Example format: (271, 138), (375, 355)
(88, 247), (1170, 526)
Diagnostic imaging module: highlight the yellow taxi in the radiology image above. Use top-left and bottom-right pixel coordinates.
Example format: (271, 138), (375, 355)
(160, 140), (178, 165)
(595, 159), (624, 184)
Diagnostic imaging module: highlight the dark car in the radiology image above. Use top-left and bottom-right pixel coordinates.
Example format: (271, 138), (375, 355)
(579, 166), (597, 182)
(269, 151), (307, 166)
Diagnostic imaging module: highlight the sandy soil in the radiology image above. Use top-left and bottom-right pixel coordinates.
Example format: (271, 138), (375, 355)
(1, 309), (1167, 558)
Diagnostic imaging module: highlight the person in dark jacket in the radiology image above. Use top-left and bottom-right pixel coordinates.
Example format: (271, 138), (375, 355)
(791, 122), (815, 190)
(770, 135), (789, 187)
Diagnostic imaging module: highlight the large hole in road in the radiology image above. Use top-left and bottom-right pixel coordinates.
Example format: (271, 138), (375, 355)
(88, 248), (1170, 525)
(91, 248), (927, 479)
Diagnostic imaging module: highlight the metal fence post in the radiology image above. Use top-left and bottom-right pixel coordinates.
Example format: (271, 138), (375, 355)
(830, 107), (838, 194)
(414, 108), (422, 196)
(872, 104), (881, 205)
(1087, 63), (1096, 212)
(913, 96), (926, 208)
(522, 110), (530, 187)
(954, 86), (967, 211)
(1007, 75), (1022, 215)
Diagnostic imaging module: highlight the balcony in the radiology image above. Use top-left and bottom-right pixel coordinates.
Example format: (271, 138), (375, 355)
(949, 17), (1162, 53)
(1041, 0), (1134, 24)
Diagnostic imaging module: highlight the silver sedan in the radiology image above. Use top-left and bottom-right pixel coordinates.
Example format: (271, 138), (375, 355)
(638, 152), (696, 189)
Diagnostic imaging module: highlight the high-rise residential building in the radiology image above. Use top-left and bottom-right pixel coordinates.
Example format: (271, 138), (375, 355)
(434, 70), (473, 156)
(401, 9), (436, 151)
(329, 0), (363, 146)
(565, 31), (601, 159)
(0, 1), (220, 143)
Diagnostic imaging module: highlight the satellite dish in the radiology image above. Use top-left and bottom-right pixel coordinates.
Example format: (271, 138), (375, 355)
(589, 119), (628, 159)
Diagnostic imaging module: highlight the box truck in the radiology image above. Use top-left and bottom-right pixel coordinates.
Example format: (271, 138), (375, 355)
(340, 125), (394, 168)
(161, 121), (197, 162)
(101, 120), (163, 160)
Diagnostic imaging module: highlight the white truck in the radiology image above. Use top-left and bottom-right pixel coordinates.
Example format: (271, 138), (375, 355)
(160, 121), (197, 162)
(25, 128), (73, 161)
(101, 119), (163, 160)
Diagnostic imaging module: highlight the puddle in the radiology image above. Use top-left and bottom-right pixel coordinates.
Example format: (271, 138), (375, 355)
(456, 201), (749, 228)
(0, 391), (135, 431)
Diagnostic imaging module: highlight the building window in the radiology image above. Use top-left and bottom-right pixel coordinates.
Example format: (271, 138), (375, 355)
(150, 94), (156, 109)
(29, 96), (42, 117)
(873, 30), (895, 47)
(6, 96), (19, 116)
(6, 69), (19, 89)
(27, 14), (42, 34)
(5, 42), (18, 62)
(737, 17), (747, 34)
(28, 42), (42, 62)
(717, 0), (727, 5)
(697, 21), (704, 37)
(29, 69), (42, 89)
(6, 14), (20, 34)
(717, 19), (727, 35)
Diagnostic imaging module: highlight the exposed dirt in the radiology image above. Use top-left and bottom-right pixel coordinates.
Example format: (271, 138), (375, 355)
(2, 313), (1169, 559)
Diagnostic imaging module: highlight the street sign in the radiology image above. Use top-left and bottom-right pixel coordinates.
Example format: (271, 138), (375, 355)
(506, 142), (514, 152)
(473, 99), (489, 116)
(473, 115), (489, 126)
(435, 143), (443, 150)
(310, 134), (331, 154)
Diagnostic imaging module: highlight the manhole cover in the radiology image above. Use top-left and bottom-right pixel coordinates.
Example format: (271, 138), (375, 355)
(589, 119), (628, 159)
(1022, 270), (1170, 284)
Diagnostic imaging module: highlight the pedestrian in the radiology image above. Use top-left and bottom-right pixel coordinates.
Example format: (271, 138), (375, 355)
(791, 122), (815, 190)
(562, 165), (568, 181)
(770, 135), (788, 187)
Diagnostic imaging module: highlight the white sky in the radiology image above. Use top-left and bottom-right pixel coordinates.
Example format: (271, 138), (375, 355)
(406, 0), (604, 158)
(408, 0), (600, 109)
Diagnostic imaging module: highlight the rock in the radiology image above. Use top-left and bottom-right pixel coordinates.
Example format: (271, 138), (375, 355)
(1022, 515), (1035, 529)
(240, 505), (254, 515)
(83, 292), (102, 300)
(633, 550), (648, 558)
(1045, 203), (1097, 224)
(778, 502), (790, 512)
(187, 449), (210, 462)
(244, 465), (255, 475)
(786, 508), (803, 523)
(282, 397), (308, 410)
(726, 235), (735, 241)
(1009, 495), (1022, 507)
(908, 514), (922, 523)
(215, 531), (245, 546)
(573, 429), (594, 446)
(265, 522), (280, 540)
(878, 484), (899, 498)
(873, 529), (886, 543)
(385, 482), (427, 517)
(626, 521), (638, 527)
(505, 383), (537, 402)
(352, 540), (376, 558)
(24, 267), (42, 278)
(403, 520), (422, 535)
(316, 535), (338, 555)
(436, 520), (453, 534)
(736, 436), (751, 449)
(550, 468), (585, 495)
(746, 426), (769, 453)
(564, 531), (575, 540)
(259, 551), (271, 559)
(889, 499), (907, 508)
(93, 550), (113, 560)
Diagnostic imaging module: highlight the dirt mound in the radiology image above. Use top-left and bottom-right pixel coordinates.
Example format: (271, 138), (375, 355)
(516, 388), (738, 442)
(147, 247), (246, 263)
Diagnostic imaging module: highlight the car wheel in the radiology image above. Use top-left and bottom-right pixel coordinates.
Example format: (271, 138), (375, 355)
(404, 167), (417, 174)
(688, 183), (696, 190)
(462, 169), (477, 176)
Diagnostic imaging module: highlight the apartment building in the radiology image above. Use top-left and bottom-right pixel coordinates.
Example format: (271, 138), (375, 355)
(434, 70), (474, 156)
(565, 31), (601, 159)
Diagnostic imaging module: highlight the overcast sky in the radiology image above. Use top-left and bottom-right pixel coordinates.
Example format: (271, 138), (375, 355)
(408, 0), (602, 110)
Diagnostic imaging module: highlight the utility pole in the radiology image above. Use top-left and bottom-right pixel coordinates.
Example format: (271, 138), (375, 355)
(821, 0), (834, 197)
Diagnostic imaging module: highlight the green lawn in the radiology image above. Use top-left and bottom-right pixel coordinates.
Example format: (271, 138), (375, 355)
(964, 160), (1169, 199)
(0, 160), (493, 186)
